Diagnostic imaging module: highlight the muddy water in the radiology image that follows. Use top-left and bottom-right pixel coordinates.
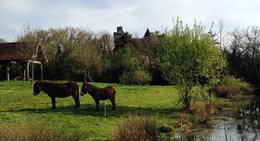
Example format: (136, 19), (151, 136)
(171, 96), (260, 141)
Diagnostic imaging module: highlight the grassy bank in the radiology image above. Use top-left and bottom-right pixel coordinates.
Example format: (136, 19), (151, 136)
(0, 81), (181, 140)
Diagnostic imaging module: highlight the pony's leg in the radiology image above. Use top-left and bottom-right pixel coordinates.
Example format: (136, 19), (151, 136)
(208, 89), (212, 98)
(95, 99), (100, 111)
(110, 97), (116, 110)
(51, 97), (56, 109)
(72, 94), (80, 108)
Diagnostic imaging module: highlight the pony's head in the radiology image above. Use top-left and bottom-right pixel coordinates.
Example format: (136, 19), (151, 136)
(80, 83), (90, 96)
(33, 81), (42, 96)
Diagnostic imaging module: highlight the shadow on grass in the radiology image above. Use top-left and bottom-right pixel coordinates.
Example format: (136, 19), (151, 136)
(0, 103), (182, 118)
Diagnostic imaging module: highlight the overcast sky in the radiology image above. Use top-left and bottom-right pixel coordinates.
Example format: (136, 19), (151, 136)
(1, 0), (259, 42)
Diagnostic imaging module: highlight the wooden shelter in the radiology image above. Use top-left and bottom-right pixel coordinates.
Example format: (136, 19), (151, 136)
(0, 42), (48, 81)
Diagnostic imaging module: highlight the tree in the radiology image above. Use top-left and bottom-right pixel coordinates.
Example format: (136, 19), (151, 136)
(217, 19), (229, 49)
(111, 47), (151, 85)
(156, 18), (227, 109)
(228, 26), (260, 86)
(70, 34), (102, 82)
(0, 38), (5, 43)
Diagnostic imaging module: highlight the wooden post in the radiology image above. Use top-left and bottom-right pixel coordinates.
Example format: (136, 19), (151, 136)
(31, 62), (34, 81)
(27, 62), (30, 80)
(23, 68), (26, 80)
(23, 63), (26, 80)
(40, 63), (43, 80)
(6, 64), (10, 81)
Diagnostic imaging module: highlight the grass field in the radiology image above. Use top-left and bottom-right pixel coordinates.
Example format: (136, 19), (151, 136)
(0, 81), (181, 140)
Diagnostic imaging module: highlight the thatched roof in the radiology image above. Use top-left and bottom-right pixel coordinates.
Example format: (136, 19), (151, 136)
(0, 42), (48, 63)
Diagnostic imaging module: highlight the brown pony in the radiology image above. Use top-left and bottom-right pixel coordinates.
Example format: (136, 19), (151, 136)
(33, 81), (80, 109)
(80, 82), (116, 111)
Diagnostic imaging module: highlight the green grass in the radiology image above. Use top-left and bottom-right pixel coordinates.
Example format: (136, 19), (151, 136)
(0, 81), (180, 140)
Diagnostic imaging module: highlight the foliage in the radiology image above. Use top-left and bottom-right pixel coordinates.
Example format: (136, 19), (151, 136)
(156, 18), (227, 109)
(220, 75), (254, 94)
(113, 47), (152, 85)
(18, 26), (107, 81)
(119, 69), (151, 85)
(15, 24), (155, 84)
(132, 69), (152, 85)
(10, 22), (260, 87)
(113, 116), (159, 141)
(70, 42), (102, 82)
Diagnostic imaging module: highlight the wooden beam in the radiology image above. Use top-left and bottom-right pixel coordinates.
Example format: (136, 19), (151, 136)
(40, 64), (43, 80)
(28, 60), (42, 64)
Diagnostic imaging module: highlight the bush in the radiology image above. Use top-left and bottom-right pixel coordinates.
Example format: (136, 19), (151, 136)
(189, 103), (210, 124)
(119, 69), (151, 85)
(113, 116), (159, 141)
(209, 75), (254, 98)
(209, 85), (238, 98)
(180, 101), (220, 132)
(221, 75), (254, 94)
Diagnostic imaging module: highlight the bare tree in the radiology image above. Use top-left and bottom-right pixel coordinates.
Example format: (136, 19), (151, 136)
(217, 19), (230, 49)
(0, 38), (5, 43)
(228, 26), (260, 85)
(95, 31), (114, 54)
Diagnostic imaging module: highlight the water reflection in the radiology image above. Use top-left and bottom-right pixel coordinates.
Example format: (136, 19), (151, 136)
(235, 95), (260, 140)
(171, 96), (260, 141)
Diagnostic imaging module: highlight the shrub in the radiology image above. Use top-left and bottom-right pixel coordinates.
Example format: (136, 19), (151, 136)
(132, 69), (152, 85)
(0, 121), (85, 141)
(208, 75), (254, 98)
(189, 103), (209, 124)
(180, 101), (220, 132)
(221, 75), (254, 94)
(119, 69), (152, 85)
(113, 116), (159, 141)
(209, 85), (238, 98)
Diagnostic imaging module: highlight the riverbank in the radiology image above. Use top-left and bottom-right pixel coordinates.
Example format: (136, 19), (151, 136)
(168, 95), (256, 140)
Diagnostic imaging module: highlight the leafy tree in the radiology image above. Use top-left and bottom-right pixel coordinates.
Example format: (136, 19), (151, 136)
(69, 34), (102, 82)
(156, 18), (226, 109)
(113, 47), (151, 85)
(18, 25), (105, 81)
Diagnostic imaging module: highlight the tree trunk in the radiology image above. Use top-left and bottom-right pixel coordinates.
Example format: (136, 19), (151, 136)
(84, 67), (87, 83)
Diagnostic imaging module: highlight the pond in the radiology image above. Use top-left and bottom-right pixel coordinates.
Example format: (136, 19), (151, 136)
(171, 96), (260, 141)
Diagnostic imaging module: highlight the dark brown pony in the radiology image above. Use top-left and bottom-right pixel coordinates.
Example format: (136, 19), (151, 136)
(80, 82), (116, 111)
(33, 81), (80, 109)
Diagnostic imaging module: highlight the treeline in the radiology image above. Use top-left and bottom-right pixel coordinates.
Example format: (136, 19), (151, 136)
(17, 20), (259, 87)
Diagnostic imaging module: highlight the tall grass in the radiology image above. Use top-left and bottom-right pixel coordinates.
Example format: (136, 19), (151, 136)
(0, 120), (85, 141)
(113, 116), (159, 141)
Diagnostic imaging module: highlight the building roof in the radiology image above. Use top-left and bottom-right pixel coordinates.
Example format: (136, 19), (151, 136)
(0, 42), (48, 63)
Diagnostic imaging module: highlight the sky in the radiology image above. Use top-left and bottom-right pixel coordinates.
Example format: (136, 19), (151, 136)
(0, 0), (260, 42)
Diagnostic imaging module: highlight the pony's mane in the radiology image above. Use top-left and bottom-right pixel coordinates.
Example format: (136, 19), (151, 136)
(85, 83), (99, 90)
